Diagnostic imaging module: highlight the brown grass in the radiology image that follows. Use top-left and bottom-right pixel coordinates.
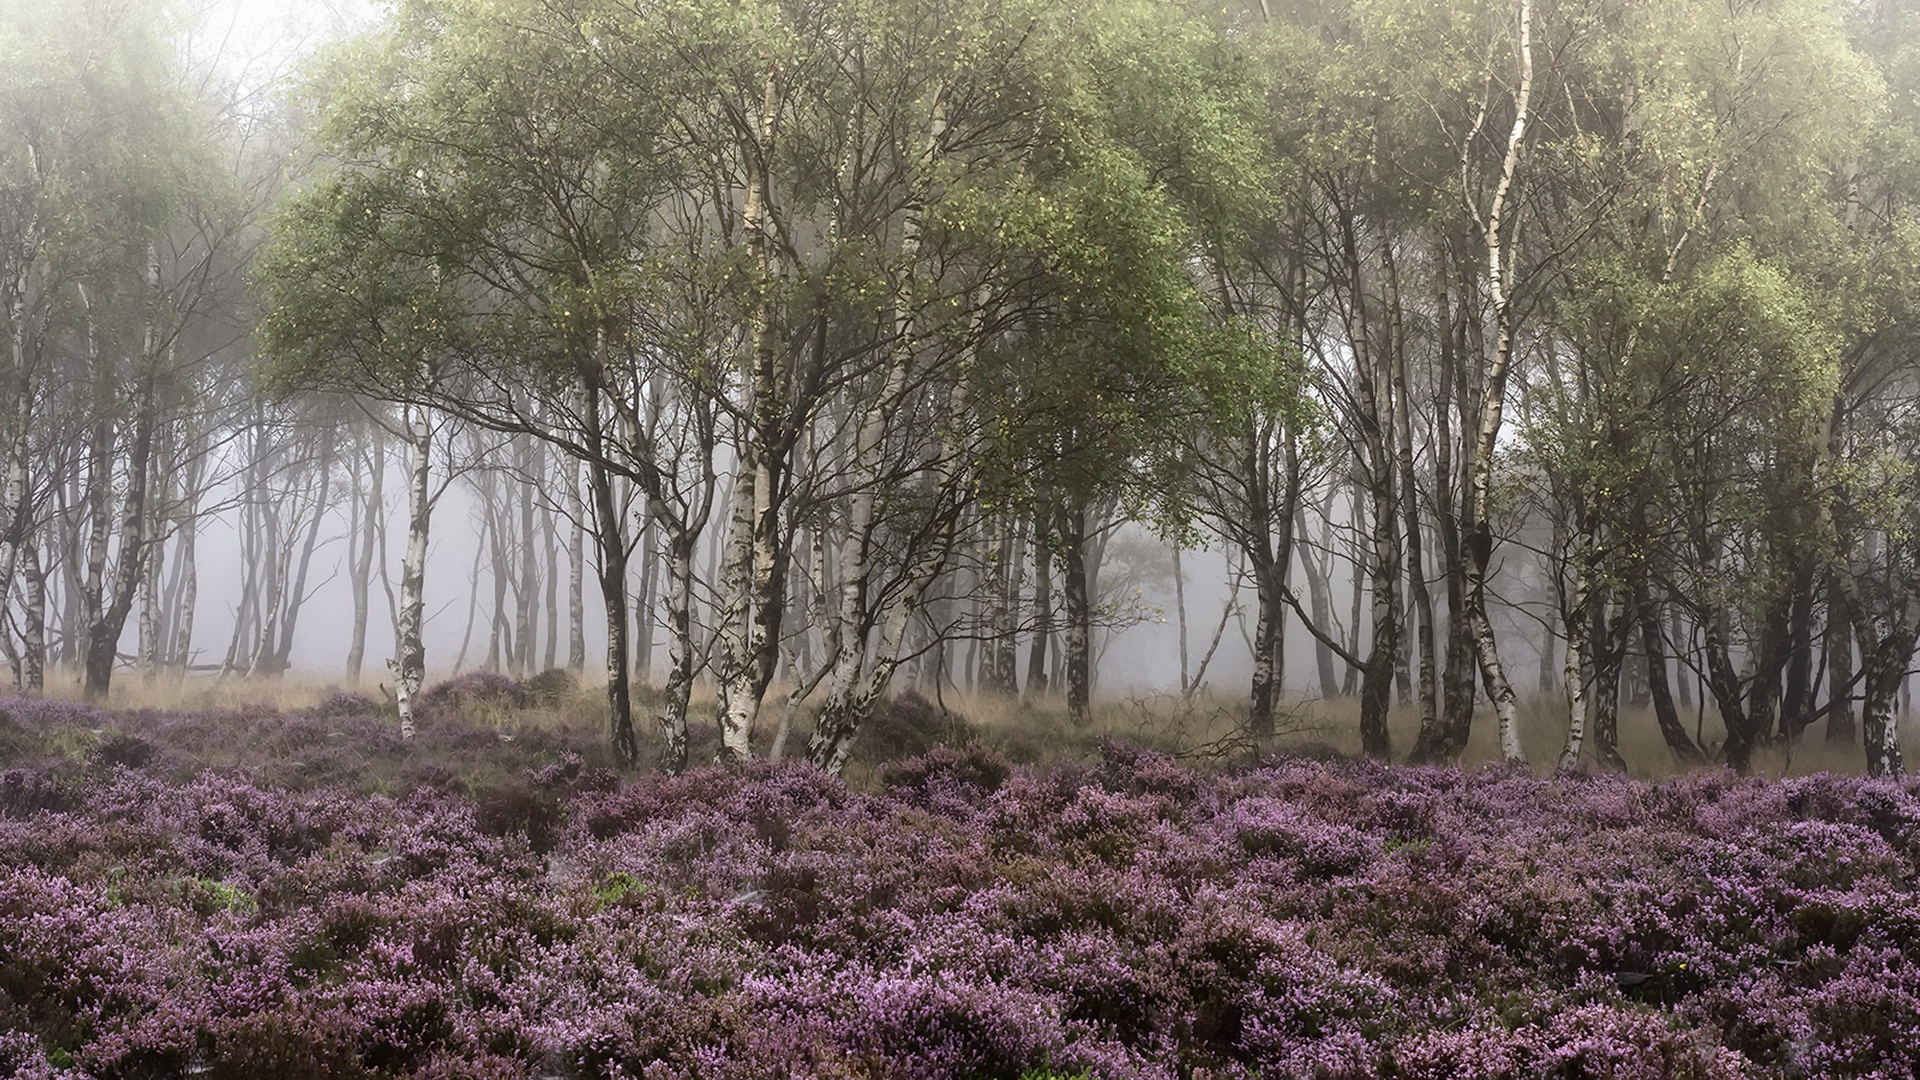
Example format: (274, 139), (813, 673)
(23, 665), (1919, 780)
(30, 670), (370, 714)
(898, 685), (1920, 780)
(1250, 691), (1920, 780)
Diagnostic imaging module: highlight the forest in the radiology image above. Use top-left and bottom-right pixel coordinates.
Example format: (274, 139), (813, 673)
(4, 0), (1920, 777)
(8, 0), (1920, 1076)
(6, 0), (1920, 780)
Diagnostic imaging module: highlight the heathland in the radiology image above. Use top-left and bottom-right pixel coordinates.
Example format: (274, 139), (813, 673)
(2, 675), (1918, 1078)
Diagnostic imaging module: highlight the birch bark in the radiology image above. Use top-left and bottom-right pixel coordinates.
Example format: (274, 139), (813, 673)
(1858, 617), (1913, 778)
(1557, 536), (1591, 769)
(1026, 525), (1053, 699)
(1461, 0), (1535, 764)
(347, 424), (384, 680)
(804, 89), (961, 771)
(81, 299), (159, 700)
(21, 541), (43, 693)
(1387, 246), (1438, 742)
(392, 409), (432, 741)
(714, 65), (785, 762)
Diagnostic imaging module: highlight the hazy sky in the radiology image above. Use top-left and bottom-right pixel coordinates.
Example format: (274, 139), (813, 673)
(178, 0), (377, 89)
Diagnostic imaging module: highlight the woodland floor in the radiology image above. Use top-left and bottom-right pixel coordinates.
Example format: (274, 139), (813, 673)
(1, 672), (1917, 1078)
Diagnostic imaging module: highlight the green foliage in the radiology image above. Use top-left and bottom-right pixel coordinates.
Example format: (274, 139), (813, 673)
(589, 870), (649, 910)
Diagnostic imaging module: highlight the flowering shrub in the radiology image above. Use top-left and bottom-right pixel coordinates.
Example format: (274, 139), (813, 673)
(2, 692), (1919, 1077)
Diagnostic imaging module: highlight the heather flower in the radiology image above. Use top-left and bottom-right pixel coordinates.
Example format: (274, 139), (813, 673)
(2, 732), (1918, 1076)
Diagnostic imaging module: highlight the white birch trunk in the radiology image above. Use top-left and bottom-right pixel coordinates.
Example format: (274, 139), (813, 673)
(714, 65), (785, 762)
(0, 229), (36, 635)
(516, 433), (539, 674)
(347, 424), (384, 680)
(1557, 542), (1591, 770)
(568, 463), (586, 672)
(1464, 0), (1534, 765)
(714, 457), (762, 758)
(138, 508), (161, 679)
(171, 505), (196, 675)
(805, 92), (974, 770)
(1854, 592), (1919, 779)
(22, 541), (43, 693)
(655, 532), (697, 773)
(0, 414), (24, 628)
(392, 409), (432, 740)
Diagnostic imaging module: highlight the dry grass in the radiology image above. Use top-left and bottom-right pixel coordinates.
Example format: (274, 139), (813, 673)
(22, 666), (1919, 780)
(31, 670), (372, 714)
(901, 686), (1920, 780)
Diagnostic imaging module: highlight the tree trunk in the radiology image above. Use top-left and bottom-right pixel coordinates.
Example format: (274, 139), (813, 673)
(1826, 578), (1856, 745)
(516, 433), (540, 676)
(1174, 543), (1191, 694)
(713, 66), (787, 762)
(803, 90), (964, 770)
(991, 517), (1025, 693)
(0, 312), (29, 639)
(1249, 556), (1285, 738)
(1359, 493), (1399, 759)
(271, 426), (337, 674)
(1702, 614), (1755, 773)
(1557, 542), (1591, 770)
(543, 495), (560, 672)
(1460, 0), (1534, 766)
(1672, 604), (1694, 709)
(1747, 593), (1793, 750)
(656, 531), (696, 774)
(138, 499), (163, 680)
(1027, 525), (1052, 699)
(1859, 622), (1914, 778)
(83, 366), (159, 701)
(581, 358), (638, 765)
(171, 506), (196, 676)
(1343, 491), (1367, 699)
(1779, 565), (1818, 740)
(22, 540), (44, 694)
(1391, 288), (1439, 748)
(245, 478), (285, 678)
(1060, 501), (1093, 726)
(1588, 595), (1630, 772)
(347, 424), (384, 680)
(1635, 579), (1705, 764)
(1413, 267), (1474, 763)
(392, 409), (432, 741)
(568, 462), (586, 672)
(1295, 507), (1342, 698)
(1345, 232), (1401, 758)
(633, 510), (657, 684)
(480, 469), (506, 671)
